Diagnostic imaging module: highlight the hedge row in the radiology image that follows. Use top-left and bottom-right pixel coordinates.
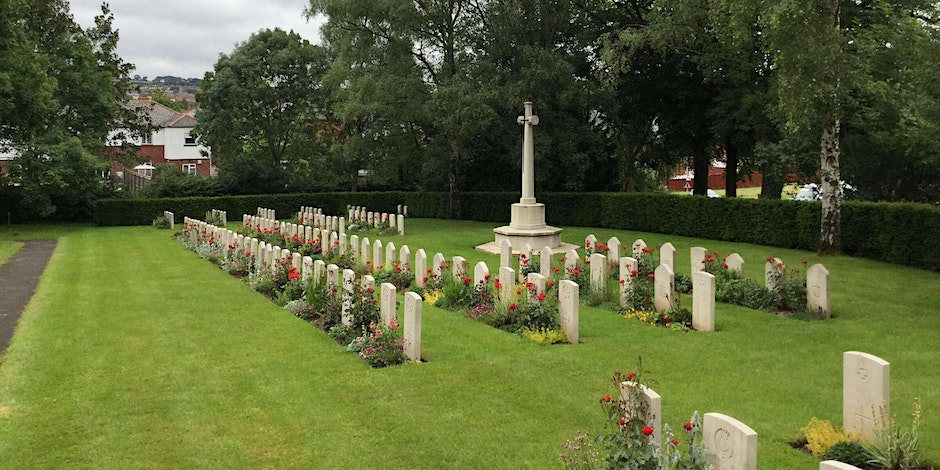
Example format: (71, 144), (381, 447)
(95, 192), (940, 271)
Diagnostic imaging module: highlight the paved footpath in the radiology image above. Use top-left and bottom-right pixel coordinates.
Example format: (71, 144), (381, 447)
(0, 240), (57, 354)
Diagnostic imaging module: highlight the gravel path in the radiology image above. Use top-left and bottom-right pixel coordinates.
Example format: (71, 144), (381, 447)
(0, 239), (57, 354)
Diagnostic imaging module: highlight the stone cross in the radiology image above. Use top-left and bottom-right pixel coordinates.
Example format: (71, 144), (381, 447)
(692, 271), (716, 331)
(380, 283), (397, 326)
(703, 413), (758, 470)
(559, 280), (579, 344)
(843, 351), (889, 441)
(404, 291), (422, 361)
(517, 101), (540, 204)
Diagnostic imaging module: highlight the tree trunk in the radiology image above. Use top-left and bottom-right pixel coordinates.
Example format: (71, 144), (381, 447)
(692, 137), (710, 196)
(759, 162), (783, 199)
(620, 146), (638, 192)
(448, 138), (461, 219)
(725, 139), (738, 198)
(819, 117), (842, 253)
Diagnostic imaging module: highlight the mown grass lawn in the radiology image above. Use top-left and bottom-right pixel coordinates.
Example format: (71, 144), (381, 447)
(0, 218), (937, 468)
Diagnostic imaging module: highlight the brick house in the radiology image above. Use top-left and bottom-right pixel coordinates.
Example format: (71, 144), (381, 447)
(109, 99), (213, 180)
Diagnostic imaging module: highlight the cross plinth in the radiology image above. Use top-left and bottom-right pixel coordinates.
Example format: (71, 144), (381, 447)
(476, 101), (576, 255)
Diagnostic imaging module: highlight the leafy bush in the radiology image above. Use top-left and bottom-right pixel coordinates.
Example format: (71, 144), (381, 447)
(520, 327), (568, 345)
(151, 215), (170, 229)
(867, 399), (928, 470)
(822, 440), (874, 469)
(346, 320), (406, 367)
(802, 417), (859, 457)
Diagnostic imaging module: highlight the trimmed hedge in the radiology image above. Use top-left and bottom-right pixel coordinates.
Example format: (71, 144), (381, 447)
(95, 192), (940, 271)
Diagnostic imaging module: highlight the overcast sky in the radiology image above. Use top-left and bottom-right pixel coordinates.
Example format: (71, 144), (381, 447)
(70, 0), (326, 80)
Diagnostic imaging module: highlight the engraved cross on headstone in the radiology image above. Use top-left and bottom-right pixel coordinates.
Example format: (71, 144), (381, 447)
(517, 101), (540, 205)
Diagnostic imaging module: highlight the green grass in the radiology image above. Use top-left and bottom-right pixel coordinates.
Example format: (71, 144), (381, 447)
(0, 241), (22, 265)
(0, 218), (938, 468)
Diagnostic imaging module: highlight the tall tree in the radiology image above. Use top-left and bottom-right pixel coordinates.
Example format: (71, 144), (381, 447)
(194, 28), (332, 193)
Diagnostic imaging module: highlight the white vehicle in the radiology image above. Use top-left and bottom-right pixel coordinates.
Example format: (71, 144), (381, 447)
(792, 182), (855, 201)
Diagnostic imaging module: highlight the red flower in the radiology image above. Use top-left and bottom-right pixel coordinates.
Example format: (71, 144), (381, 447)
(619, 279), (625, 284)
(553, 267), (560, 273)
(366, 261), (371, 265)
(366, 287), (374, 293)
(619, 417), (627, 426)
(537, 292), (546, 301)
(494, 282), (501, 289)
(395, 266), (402, 272)
(546, 281), (554, 287)
(427, 268), (432, 273)
(671, 439), (679, 447)
(484, 274), (491, 280)
(522, 259), (529, 265)
(602, 395), (611, 403)
(509, 303), (516, 311)
(766, 256), (773, 262)
(776, 261), (783, 267)
(463, 276), (472, 283)
(643, 247), (653, 254)
(423, 277), (428, 283)
(525, 282), (533, 288)
(802, 259), (808, 265)
(642, 426), (654, 436)
(585, 241), (591, 247)
(516, 290), (522, 295)
(722, 263), (729, 269)
(288, 272), (300, 281)
(701, 259), (707, 264)
(648, 273), (654, 279)
(572, 269), (580, 276)
(520, 253), (527, 259)
(630, 269), (638, 276)
(479, 279), (484, 284)
(684, 421), (693, 431)
(626, 371), (635, 380)
(378, 265), (384, 269)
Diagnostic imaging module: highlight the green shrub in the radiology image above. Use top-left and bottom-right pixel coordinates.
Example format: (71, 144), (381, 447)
(822, 440), (874, 469)
(151, 215), (170, 229)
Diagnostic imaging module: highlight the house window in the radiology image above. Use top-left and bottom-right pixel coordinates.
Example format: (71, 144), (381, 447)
(182, 163), (196, 175)
(142, 133), (152, 144)
(184, 134), (196, 146)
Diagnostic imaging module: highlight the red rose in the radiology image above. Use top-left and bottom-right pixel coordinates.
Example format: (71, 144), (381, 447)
(602, 395), (611, 403)
(766, 256), (773, 262)
(684, 421), (693, 431)
(626, 371), (635, 380)
(288, 272), (300, 281)
(619, 417), (626, 426)
(671, 439), (679, 447)
(546, 281), (554, 287)
(423, 277), (428, 282)
(509, 303), (517, 311)
(537, 292), (546, 301)
(648, 273), (654, 279)
(553, 267), (560, 272)
(642, 426), (653, 436)
(525, 282), (533, 288)
(572, 269), (580, 275)
(378, 265), (384, 269)
(366, 287), (374, 293)
(802, 259), (808, 265)
(722, 263), (729, 269)
(619, 279), (625, 284)
(464, 277), (471, 283)
(516, 290), (522, 295)
(484, 274), (491, 280)
(494, 282), (501, 289)
(776, 261), (783, 267)
(585, 241), (590, 247)
(630, 269), (638, 276)
(427, 268), (432, 273)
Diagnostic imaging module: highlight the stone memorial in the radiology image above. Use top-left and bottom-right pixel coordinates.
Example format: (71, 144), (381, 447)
(341, 269), (355, 325)
(632, 239), (647, 257)
(807, 264), (831, 318)
(692, 271), (716, 331)
(432, 253), (445, 278)
(703, 412), (758, 470)
(415, 249), (427, 287)
(607, 237), (621, 267)
(620, 256), (638, 308)
(500, 239), (512, 268)
(499, 267), (514, 304)
(373, 240), (384, 268)
(399, 245), (411, 270)
(526, 273), (546, 303)
(338, 233), (347, 255)
(565, 249), (580, 274)
(654, 264), (674, 311)
(765, 258), (785, 291)
(660, 242), (676, 274)
(302, 256), (313, 283)
(453, 256), (468, 279)
(843, 351), (890, 441)
(519, 244), (533, 282)
(403, 292), (422, 361)
(380, 283), (397, 326)
(314, 260), (326, 283)
(385, 242), (396, 268)
(292, 252), (302, 273)
(350, 235), (360, 260)
(397, 214), (404, 235)
(619, 381), (662, 443)
(691, 246), (708, 273)
(476, 102), (575, 254)
(559, 279), (579, 344)
(589, 253), (607, 293)
(725, 253), (745, 276)
(474, 261), (489, 286)
(820, 461), (862, 470)
(327, 264), (339, 293)
(585, 234), (597, 250)
(540, 245), (553, 278)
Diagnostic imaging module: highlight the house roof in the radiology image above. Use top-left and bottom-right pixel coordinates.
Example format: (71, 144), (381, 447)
(128, 99), (197, 128)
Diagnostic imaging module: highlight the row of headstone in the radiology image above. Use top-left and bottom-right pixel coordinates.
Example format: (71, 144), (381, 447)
(256, 207), (275, 220)
(618, 378), (758, 470)
(163, 211), (174, 229)
(207, 209), (227, 226)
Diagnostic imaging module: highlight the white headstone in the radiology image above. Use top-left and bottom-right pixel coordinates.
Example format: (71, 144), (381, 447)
(327, 264), (339, 294)
(399, 245), (411, 270)
(373, 239), (384, 269)
(765, 258), (786, 291)
(654, 264), (674, 311)
(820, 461), (863, 470)
(703, 413), (758, 470)
(380, 283), (397, 326)
(415, 249), (427, 287)
(338, 233), (347, 255)
(403, 291), (422, 361)
(691, 246), (708, 274)
(397, 214), (405, 235)
(692, 271), (716, 332)
(559, 279), (579, 344)
(807, 264), (831, 318)
(585, 234), (597, 250)
(453, 256), (468, 279)
(499, 239), (513, 268)
(292, 252), (302, 273)
(607, 237), (621, 266)
(540, 245), (553, 279)
(473, 261), (489, 286)
(499, 267), (515, 304)
(271, 246), (282, 275)
(725, 253), (745, 276)
(620, 257), (638, 308)
(590, 253), (607, 292)
(632, 239), (647, 257)
(350, 235), (360, 260)
(526, 272), (546, 303)
(320, 228), (330, 255)
(339, 217), (345, 235)
(341, 269), (355, 325)
(302, 256), (313, 283)
(314, 260), (326, 283)
(565, 249), (580, 275)
(620, 381), (662, 444)
(385, 242), (396, 268)
(843, 351), (890, 442)
(389, 213), (396, 229)
(361, 237), (371, 266)
(660, 242), (676, 274)
(432, 253), (445, 278)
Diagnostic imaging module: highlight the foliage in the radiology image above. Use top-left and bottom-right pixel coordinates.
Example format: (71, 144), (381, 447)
(95, 191), (940, 271)
(866, 399), (928, 470)
(346, 320), (406, 368)
(136, 165), (222, 198)
(152, 215), (170, 229)
(520, 328), (569, 345)
(560, 364), (711, 469)
(802, 417), (859, 457)
(822, 441), (874, 470)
